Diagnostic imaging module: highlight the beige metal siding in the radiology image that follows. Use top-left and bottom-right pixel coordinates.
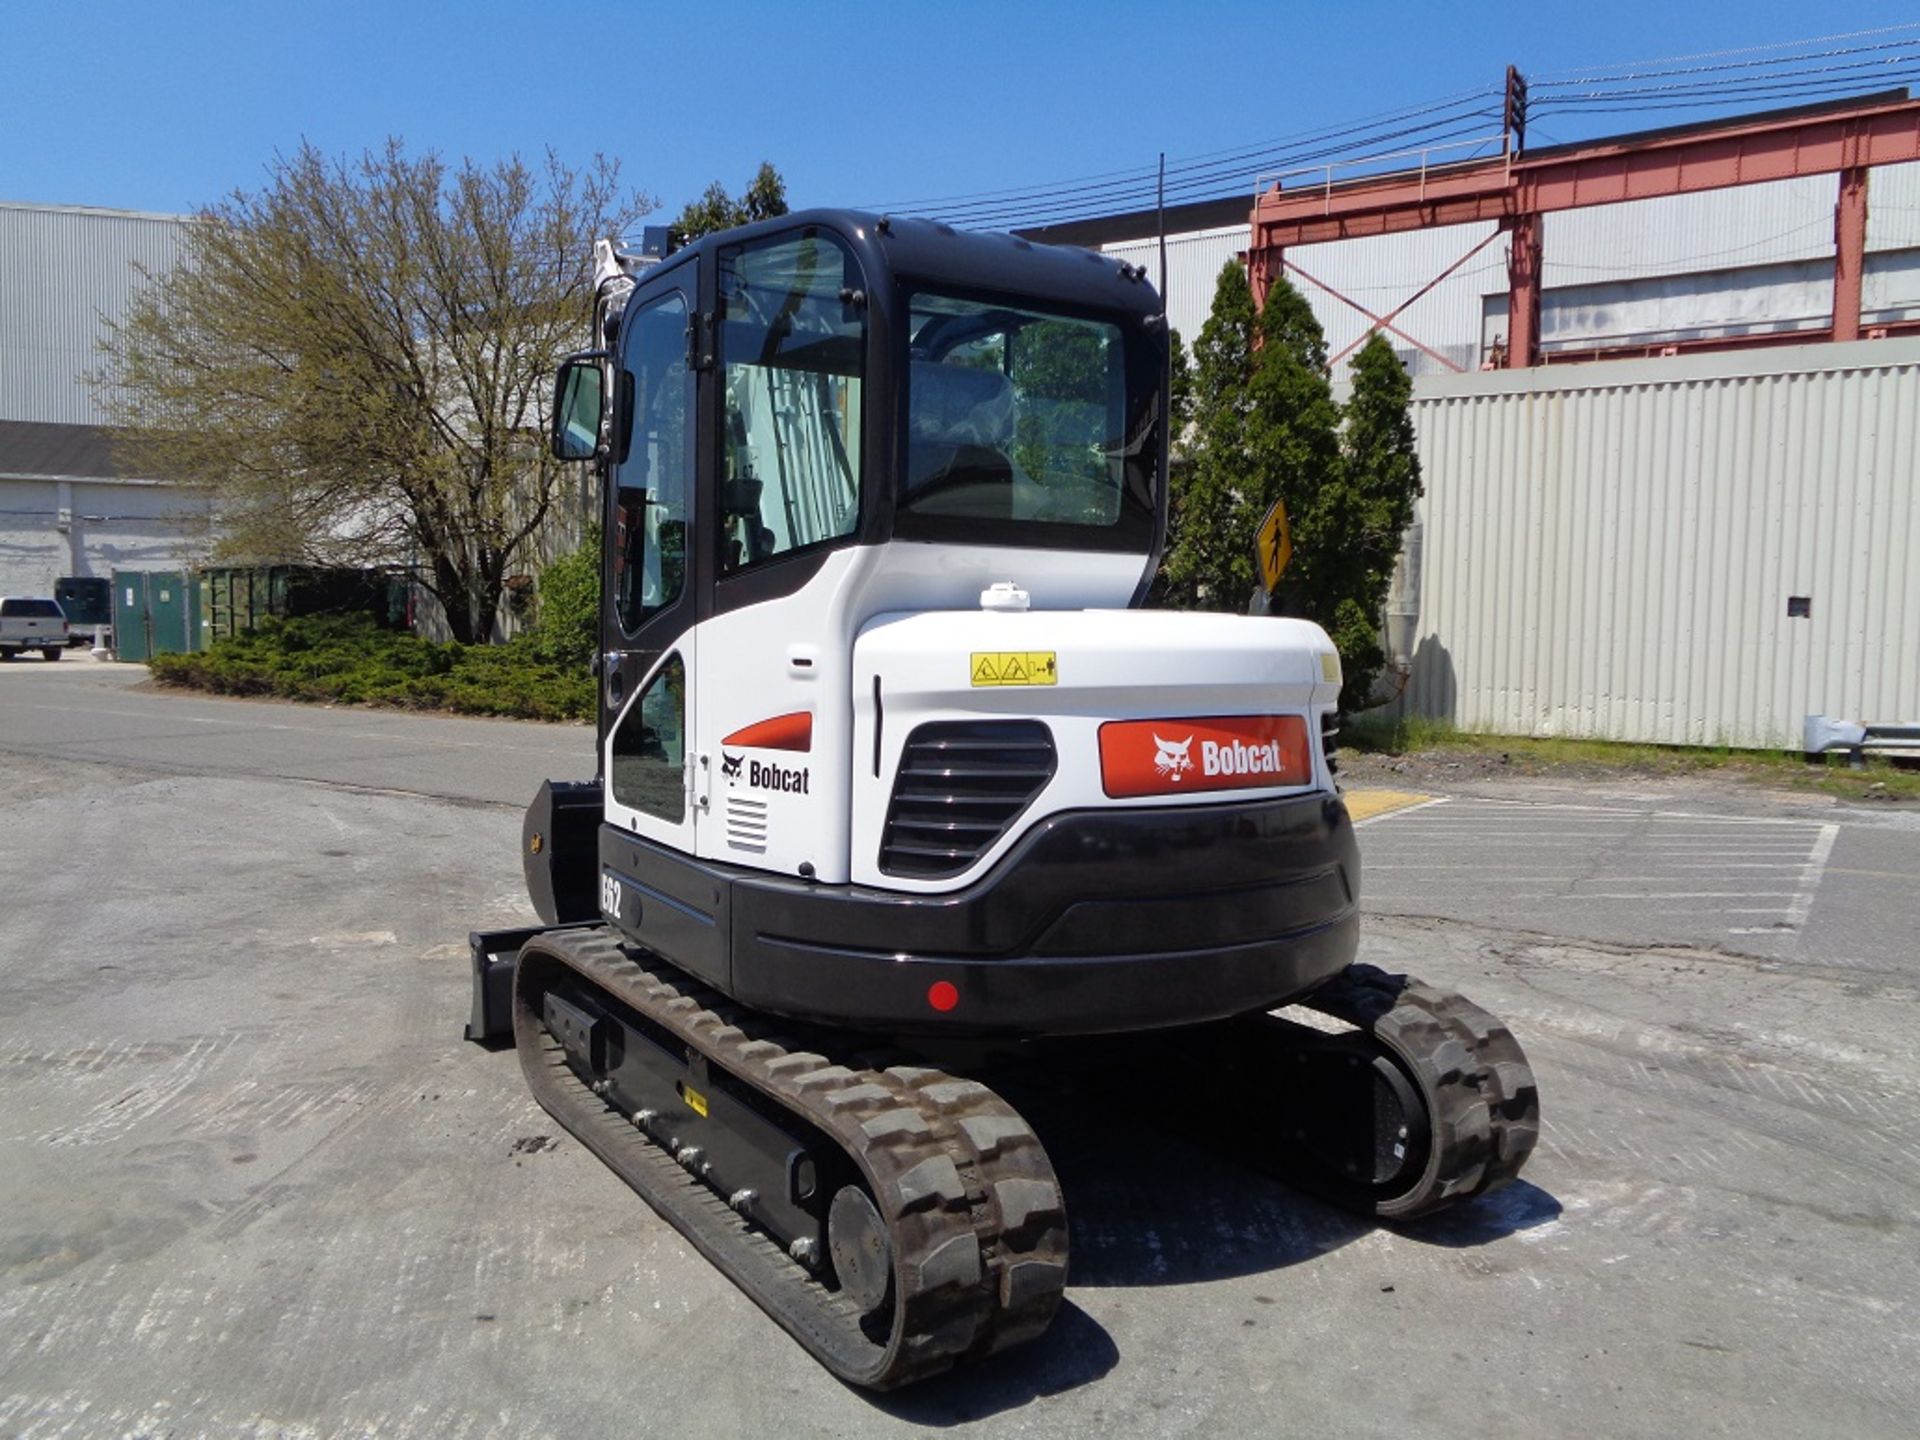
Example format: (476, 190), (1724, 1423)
(1400, 338), (1920, 748)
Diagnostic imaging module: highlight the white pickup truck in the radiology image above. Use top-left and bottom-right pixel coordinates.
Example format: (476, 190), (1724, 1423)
(0, 597), (71, 660)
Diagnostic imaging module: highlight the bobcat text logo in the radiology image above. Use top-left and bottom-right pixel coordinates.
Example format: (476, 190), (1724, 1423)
(732, 757), (810, 794)
(1153, 734), (1194, 781)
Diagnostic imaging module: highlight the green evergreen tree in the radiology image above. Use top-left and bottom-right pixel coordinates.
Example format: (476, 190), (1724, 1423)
(1153, 268), (1422, 712)
(1158, 260), (1258, 608)
(1168, 326), (1195, 438)
(1246, 272), (1343, 621)
(1331, 333), (1424, 707)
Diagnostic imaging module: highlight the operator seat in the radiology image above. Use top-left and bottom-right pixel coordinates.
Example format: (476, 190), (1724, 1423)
(905, 360), (1017, 519)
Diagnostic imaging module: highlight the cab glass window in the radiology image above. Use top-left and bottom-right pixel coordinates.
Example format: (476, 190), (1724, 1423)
(614, 291), (691, 632)
(901, 291), (1157, 544)
(716, 231), (865, 572)
(610, 653), (686, 823)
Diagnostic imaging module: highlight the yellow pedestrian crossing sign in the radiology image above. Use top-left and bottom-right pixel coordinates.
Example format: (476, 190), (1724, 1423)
(970, 651), (1058, 687)
(1255, 500), (1292, 595)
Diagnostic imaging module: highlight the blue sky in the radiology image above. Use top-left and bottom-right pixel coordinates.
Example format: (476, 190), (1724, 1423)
(6, 1), (1919, 222)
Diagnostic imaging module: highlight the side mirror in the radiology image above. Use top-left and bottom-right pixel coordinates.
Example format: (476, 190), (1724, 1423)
(551, 356), (607, 461)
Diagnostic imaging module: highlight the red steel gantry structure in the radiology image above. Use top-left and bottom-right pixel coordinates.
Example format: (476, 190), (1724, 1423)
(1247, 92), (1920, 368)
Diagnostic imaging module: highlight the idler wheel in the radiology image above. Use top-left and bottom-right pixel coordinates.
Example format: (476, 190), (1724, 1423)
(827, 1184), (894, 1315)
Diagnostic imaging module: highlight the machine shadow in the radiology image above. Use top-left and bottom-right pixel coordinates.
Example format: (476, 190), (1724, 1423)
(864, 1300), (1119, 1427)
(986, 1059), (1562, 1288)
(862, 1068), (1560, 1421)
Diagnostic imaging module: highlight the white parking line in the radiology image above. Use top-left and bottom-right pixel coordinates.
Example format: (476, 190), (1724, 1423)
(1784, 823), (1840, 929)
(1360, 796), (1838, 945)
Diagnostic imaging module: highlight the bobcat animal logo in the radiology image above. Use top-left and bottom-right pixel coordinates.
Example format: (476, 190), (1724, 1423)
(721, 753), (744, 784)
(1152, 734), (1193, 780)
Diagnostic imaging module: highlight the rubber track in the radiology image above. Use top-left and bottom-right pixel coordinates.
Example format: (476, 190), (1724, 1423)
(512, 926), (1067, 1390)
(1300, 962), (1540, 1218)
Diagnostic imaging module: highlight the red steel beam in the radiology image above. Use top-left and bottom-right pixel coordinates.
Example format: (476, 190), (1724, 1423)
(1249, 96), (1920, 249)
(1832, 166), (1870, 343)
(1282, 258), (1467, 373)
(1326, 227), (1504, 368)
(1502, 213), (1543, 369)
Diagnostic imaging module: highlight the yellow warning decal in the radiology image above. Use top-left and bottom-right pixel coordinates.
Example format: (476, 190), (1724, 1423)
(970, 651), (1058, 687)
(1320, 652), (1341, 684)
(681, 1083), (709, 1118)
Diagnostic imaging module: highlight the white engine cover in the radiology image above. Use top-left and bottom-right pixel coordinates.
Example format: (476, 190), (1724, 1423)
(849, 607), (1342, 892)
(614, 540), (1341, 896)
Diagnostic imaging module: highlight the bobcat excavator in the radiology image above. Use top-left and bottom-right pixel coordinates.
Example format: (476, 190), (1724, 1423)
(464, 211), (1538, 1389)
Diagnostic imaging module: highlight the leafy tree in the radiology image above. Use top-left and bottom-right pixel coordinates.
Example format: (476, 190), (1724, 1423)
(672, 162), (788, 243)
(100, 140), (652, 643)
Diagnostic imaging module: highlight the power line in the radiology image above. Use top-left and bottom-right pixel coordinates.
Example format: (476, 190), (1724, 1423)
(1535, 34), (1920, 88)
(898, 106), (1501, 225)
(864, 24), (1920, 235)
(1534, 21), (1920, 79)
(1535, 53), (1920, 106)
(863, 88), (1500, 217)
(923, 114), (1505, 230)
(1537, 72), (1920, 119)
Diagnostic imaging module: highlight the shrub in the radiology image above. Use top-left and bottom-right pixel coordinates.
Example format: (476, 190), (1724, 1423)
(527, 525), (600, 670)
(148, 614), (593, 722)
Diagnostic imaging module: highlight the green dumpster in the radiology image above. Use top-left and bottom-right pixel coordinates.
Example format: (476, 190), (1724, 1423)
(111, 570), (199, 661)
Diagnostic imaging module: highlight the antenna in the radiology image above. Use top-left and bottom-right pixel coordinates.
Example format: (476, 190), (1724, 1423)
(1156, 151), (1168, 316)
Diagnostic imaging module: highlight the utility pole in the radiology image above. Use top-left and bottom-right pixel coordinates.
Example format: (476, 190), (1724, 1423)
(1503, 64), (1530, 155)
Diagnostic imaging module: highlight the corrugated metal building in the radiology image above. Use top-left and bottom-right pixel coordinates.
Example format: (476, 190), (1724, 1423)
(0, 201), (213, 598)
(1393, 339), (1920, 748)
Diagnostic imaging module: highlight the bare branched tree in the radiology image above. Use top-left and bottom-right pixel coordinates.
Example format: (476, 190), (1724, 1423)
(100, 140), (653, 642)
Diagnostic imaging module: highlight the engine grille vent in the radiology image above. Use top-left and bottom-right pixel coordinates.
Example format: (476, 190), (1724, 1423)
(725, 794), (768, 853)
(879, 720), (1056, 880)
(1321, 709), (1340, 775)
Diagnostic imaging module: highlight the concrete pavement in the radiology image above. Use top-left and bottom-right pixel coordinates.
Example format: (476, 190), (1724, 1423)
(2, 664), (1916, 1438)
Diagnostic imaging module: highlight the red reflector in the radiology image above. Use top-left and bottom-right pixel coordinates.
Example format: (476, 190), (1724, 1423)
(721, 711), (813, 752)
(927, 980), (959, 1012)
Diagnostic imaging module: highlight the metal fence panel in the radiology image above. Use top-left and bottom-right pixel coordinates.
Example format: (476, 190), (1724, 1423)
(1398, 337), (1920, 748)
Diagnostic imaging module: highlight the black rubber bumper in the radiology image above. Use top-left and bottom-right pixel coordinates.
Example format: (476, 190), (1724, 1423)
(600, 790), (1362, 1038)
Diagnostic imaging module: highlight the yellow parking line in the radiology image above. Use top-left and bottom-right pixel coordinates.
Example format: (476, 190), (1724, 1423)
(1343, 788), (1440, 824)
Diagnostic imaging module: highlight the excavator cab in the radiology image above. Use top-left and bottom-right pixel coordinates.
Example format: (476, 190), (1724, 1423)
(473, 211), (1539, 1391)
(533, 211), (1362, 1034)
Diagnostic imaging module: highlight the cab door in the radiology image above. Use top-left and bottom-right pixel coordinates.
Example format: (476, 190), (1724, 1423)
(602, 276), (702, 858)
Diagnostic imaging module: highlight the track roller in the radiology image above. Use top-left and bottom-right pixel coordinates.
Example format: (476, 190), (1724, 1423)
(1169, 963), (1539, 1220)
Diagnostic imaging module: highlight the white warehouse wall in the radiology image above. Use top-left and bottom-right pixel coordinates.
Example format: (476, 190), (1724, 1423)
(0, 476), (213, 595)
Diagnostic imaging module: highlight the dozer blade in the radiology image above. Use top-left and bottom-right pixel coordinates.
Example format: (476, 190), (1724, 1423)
(511, 926), (1067, 1390)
